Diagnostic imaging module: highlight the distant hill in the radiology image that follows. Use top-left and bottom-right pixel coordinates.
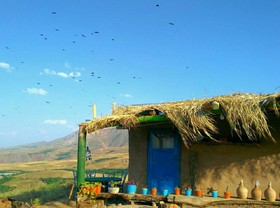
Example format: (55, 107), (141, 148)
(0, 127), (128, 163)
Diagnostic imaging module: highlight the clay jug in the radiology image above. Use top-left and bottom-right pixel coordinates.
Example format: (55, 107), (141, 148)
(236, 180), (248, 199)
(264, 182), (276, 202)
(251, 180), (262, 201)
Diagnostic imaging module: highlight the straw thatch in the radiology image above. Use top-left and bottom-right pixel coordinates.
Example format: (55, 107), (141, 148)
(82, 92), (280, 147)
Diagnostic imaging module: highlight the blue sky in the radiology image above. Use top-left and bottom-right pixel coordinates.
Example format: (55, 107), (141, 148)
(0, 0), (279, 148)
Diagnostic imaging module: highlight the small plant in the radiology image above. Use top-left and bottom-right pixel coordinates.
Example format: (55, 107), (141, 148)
(185, 185), (192, 190)
(207, 187), (217, 194)
(125, 179), (138, 186)
(225, 186), (229, 192)
(224, 186), (230, 199)
(141, 184), (148, 189)
(77, 182), (98, 204)
(109, 181), (119, 187)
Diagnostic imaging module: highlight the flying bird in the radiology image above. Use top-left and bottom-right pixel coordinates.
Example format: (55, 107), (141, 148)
(5, 46), (9, 49)
(156, 4), (159, 6)
(81, 34), (86, 38)
(169, 22), (175, 25)
(109, 59), (114, 61)
(55, 28), (59, 31)
(52, 11), (56, 14)
(46, 101), (50, 104)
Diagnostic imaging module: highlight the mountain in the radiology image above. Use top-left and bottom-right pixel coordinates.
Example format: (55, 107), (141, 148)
(0, 127), (128, 163)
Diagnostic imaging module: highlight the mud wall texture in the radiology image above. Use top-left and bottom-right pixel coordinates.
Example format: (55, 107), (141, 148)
(181, 139), (280, 198)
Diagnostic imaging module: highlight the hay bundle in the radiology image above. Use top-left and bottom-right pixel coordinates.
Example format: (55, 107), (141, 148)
(84, 92), (280, 147)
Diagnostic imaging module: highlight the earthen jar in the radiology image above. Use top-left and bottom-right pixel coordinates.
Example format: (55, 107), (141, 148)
(236, 180), (248, 199)
(251, 180), (262, 201)
(264, 182), (276, 202)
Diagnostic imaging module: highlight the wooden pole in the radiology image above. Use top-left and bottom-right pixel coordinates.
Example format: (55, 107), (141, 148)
(92, 104), (96, 120)
(112, 102), (116, 113)
(77, 124), (87, 189)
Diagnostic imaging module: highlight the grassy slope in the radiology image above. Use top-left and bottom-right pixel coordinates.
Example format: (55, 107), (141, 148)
(0, 128), (128, 206)
(0, 147), (128, 206)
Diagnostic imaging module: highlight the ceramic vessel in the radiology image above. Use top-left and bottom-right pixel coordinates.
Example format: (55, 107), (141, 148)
(212, 190), (218, 198)
(151, 187), (157, 196)
(174, 188), (181, 195)
(185, 189), (192, 196)
(196, 190), (202, 197)
(224, 191), (230, 199)
(142, 188), (148, 195)
(127, 184), (137, 194)
(163, 189), (169, 196)
(236, 180), (248, 199)
(108, 187), (120, 194)
(264, 182), (276, 202)
(251, 180), (262, 201)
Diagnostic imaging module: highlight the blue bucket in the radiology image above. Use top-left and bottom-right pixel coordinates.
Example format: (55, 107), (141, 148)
(142, 188), (148, 195)
(163, 189), (168, 196)
(186, 189), (192, 196)
(212, 191), (218, 198)
(127, 184), (137, 194)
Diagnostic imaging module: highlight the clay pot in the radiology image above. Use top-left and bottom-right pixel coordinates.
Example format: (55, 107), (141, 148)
(264, 182), (276, 202)
(196, 190), (203, 197)
(236, 180), (248, 199)
(151, 187), (157, 196)
(224, 191), (230, 199)
(251, 180), (262, 201)
(94, 185), (102, 194)
(174, 188), (181, 195)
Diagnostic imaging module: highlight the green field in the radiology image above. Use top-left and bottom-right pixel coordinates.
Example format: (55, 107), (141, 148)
(0, 150), (128, 207)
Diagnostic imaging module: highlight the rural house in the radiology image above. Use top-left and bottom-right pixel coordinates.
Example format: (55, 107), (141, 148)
(77, 92), (280, 196)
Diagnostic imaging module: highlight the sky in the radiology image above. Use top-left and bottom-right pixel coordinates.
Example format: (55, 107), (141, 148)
(0, 0), (279, 148)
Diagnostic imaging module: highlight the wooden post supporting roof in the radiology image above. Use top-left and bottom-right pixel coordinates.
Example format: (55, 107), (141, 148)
(77, 124), (87, 188)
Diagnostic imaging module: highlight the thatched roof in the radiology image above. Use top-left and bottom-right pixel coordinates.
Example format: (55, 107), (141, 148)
(81, 92), (280, 147)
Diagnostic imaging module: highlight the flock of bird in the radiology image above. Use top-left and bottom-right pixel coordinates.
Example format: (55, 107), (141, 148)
(1, 3), (193, 120)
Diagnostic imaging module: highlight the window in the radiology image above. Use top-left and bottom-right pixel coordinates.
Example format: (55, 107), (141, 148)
(152, 132), (174, 149)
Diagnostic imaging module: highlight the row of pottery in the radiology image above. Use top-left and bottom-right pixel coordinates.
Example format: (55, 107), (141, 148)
(237, 179), (277, 202)
(127, 180), (278, 202)
(141, 187), (178, 196)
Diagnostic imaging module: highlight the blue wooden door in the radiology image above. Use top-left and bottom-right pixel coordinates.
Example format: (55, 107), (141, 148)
(148, 130), (180, 194)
